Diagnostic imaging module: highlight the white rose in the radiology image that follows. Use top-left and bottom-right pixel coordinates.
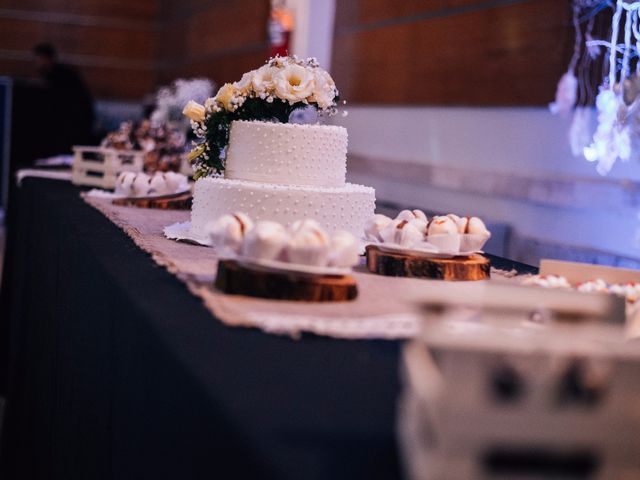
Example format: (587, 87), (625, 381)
(272, 64), (315, 103)
(251, 65), (277, 94)
(182, 100), (206, 122)
(234, 70), (255, 95)
(310, 69), (336, 109)
(214, 83), (239, 111)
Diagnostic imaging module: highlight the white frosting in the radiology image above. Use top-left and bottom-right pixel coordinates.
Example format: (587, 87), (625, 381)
(224, 120), (347, 187)
(329, 231), (360, 268)
(364, 214), (393, 241)
(190, 177), (375, 239)
(242, 221), (288, 261)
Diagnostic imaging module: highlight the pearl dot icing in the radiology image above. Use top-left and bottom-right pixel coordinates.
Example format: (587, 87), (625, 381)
(190, 120), (376, 238)
(224, 120), (348, 187)
(190, 177), (375, 238)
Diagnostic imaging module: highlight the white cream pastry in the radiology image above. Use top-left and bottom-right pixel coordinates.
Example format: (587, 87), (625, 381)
(396, 209), (428, 223)
(427, 216), (458, 236)
(115, 171), (136, 196)
(408, 219), (428, 235)
(242, 221), (289, 261)
(329, 231), (360, 268)
(379, 219), (424, 246)
(364, 214), (393, 241)
(467, 217), (490, 235)
(453, 216), (468, 234)
(446, 213), (461, 225)
(577, 279), (609, 294)
(446, 215), (490, 235)
(149, 173), (170, 196)
(523, 275), (571, 289)
(164, 171), (189, 193)
(131, 172), (152, 197)
(207, 212), (254, 253)
(285, 222), (331, 266)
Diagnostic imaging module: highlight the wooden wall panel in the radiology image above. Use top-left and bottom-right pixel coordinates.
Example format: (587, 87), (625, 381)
(0, 0), (157, 100)
(335, 0), (482, 30)
(157, 0), (270, 88)
(0, 0), (157, 20)
(0, 19), (155, 60)
(0, 0), (270, 99)
(332, 0), (573, 105)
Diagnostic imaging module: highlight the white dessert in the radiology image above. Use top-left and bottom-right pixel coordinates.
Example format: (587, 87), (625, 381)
(523, 275), (572, 289)
(329, 231), (360, 267)
(379, 219), (424, 246)
(206, 212), (253, 253)
(427, 216), (458, 236)
(285, 222), (331, 266)
(364, 214), (393, 241)
(116, 171), (188, 198)
(397, 209), (428, 223)
(115, 171), (136, 196)
(242, 221), (288, 261)
(577, 279), (609, 294)
(205, 212), (360, 268)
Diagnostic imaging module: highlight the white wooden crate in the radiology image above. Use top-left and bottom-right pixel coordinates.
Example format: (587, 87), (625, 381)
(72, 146), (144, 189)
(399, 282), (639, 480)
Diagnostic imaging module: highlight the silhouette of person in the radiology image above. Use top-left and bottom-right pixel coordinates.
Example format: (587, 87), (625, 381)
(33, 43), (95, 153)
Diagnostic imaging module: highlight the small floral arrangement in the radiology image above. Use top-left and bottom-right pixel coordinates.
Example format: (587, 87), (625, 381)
(182, 56), (340, 178)
(101, 120), (187, 172)
(151, 78), (214, 129)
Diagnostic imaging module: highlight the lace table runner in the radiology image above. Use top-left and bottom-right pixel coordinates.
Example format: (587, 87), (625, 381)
(82, 196), (523, 340)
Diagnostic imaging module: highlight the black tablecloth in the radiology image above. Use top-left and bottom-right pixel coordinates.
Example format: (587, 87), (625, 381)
(0, 178), (537, 480)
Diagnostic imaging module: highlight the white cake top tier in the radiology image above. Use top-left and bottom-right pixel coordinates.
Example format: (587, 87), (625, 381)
(224, 120), (347, 188)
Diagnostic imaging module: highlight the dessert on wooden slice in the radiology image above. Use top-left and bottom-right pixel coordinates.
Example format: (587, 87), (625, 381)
(366, 245), (490, 281)
(209, 214), (360, 302)
(111, 171), (192, 210)
(364, 210), (491, 281)
(215, 260), (357, 301)
(111, 191), (192, 210)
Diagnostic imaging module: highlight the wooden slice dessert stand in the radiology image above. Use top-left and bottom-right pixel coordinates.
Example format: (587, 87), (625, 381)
(366, 245), (490, 281)
(215, 260), (358, 302)
(112, 191), (192, 210)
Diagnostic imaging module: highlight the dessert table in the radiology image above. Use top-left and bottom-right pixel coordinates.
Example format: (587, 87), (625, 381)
(0, 177), (536, 480)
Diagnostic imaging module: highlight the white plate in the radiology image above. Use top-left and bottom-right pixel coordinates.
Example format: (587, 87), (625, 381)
(228, 255), (352, 277)
(87, 187), (191, 200)
(365, 239), (481, 259)
(118, 187), (191, 200)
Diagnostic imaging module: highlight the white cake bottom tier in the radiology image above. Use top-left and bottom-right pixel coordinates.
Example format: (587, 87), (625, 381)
(190, 177), (376, 238)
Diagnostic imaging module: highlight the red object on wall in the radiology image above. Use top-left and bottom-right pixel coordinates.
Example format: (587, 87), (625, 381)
(269, 8), (293, 57)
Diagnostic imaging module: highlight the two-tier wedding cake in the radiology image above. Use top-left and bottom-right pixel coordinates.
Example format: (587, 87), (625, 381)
(181, 56), (375, 241)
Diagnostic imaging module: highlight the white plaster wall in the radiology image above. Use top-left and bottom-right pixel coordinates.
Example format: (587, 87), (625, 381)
(336, 106), (640, 182)
(288, 0), (335, 70)
(333, 106), (640, 260)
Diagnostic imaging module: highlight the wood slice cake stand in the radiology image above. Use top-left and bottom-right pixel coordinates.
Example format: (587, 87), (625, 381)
(215, 260), (358, 302)
(366, 245), (490, 281)
(112, 191), (192, 210)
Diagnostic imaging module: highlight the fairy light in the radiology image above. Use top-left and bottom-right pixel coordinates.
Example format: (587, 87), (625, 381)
(552, 1), (640, 175)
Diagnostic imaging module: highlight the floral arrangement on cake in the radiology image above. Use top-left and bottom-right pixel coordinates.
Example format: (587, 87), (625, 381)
(182, 56), (340, 178)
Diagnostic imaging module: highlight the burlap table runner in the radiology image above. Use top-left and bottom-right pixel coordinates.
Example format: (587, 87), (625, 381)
(82, 195), (520, 339)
